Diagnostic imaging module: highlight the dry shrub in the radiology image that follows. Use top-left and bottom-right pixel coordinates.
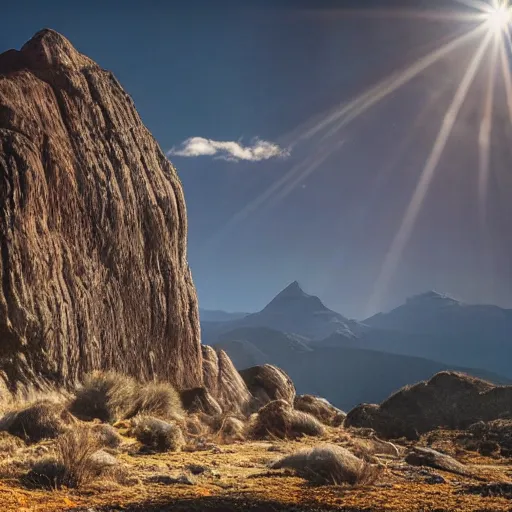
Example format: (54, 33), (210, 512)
(217, 416), (246, 443)
(132, 416), (185, 452)
(24, 426), (116, 489)
(0, 400), (73, 443)
(128, 382), (184, 420)
(332, 412), (347, 427)
(90, 423), (123, 449)
(185, 414), (208, 437)
(249, 400), (325, 440)
(290, 411), (326, 437)
(270, 444), (379, 486)
(69, 371), (137, 422)
(0, 431), (25, 456)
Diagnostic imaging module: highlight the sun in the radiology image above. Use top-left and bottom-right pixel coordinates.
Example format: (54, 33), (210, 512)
(486, 2), (512, 33)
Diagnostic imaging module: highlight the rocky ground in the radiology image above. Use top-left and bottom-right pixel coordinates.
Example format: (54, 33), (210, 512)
(1, 423), (511, 512)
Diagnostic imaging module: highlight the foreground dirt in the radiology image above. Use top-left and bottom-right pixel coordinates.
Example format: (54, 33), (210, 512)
(1, 428), (511, 512)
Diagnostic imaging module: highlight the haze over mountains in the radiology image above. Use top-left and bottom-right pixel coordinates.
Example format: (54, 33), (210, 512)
(201, 282), (512, 410)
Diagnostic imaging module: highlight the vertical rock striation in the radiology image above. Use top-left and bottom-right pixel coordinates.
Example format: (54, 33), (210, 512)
(0, 29), (202, 390)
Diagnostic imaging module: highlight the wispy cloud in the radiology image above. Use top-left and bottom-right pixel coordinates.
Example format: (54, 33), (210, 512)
(167, 137), (290, 162)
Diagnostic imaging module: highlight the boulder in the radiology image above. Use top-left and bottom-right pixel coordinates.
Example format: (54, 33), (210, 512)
(202, 346), (252, 414)
(405, 447), (471, 476)
(346, 372), (512, 439)
(239, 364), (295, 409)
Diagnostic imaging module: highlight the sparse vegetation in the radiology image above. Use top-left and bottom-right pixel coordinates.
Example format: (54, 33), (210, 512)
(90, 423), (123, 449)
(217, 416), (246, 442)
(270, 444), (379, 486)
(0, 431), (25, 456)
(0, 400), (72, 443)
(132, 416), (185, 452)
(249, 400), (325, 440)
(23, 426), (113, 489)
(69, 371), (137, 422)
(127, 381), (184, 420)
(294, 395), (345, 426)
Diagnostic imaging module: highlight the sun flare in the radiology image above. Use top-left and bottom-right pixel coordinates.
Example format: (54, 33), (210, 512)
(486, 2), (512, 32)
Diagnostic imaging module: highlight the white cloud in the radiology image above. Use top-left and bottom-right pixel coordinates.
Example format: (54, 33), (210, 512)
(168, 137), (290, 162)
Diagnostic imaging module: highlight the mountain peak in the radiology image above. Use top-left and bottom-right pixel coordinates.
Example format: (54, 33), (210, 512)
(406, 290), (460, 307)
(278, 281), (308, 299)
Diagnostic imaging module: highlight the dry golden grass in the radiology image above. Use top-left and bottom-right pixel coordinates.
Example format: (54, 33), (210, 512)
(0, 424), (510, 511)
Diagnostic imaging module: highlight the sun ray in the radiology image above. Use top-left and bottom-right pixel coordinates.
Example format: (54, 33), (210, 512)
(299, 23), (487, 142)
(308, 7), (486, 22)
(205, 23), (489, 252)
(453, 0), (495, 13)
(499, 35), (512, 124)
(478, 35), (499, 220)
(366, 31), (493, 316)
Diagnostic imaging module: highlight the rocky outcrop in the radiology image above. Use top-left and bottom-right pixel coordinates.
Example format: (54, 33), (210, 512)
(180, 387), (222, 416)
(0, 30), (201, 390)
(239, 364), (296, 409)
(201, 345), (252, 414)
(345, 372), (512, 439)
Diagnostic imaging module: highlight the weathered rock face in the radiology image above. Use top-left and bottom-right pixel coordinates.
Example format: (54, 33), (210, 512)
(345, 372), (512, 439)
(239, 364), (296, 409)
(0, 29), (202, 390)
(201, 345), (252, 414)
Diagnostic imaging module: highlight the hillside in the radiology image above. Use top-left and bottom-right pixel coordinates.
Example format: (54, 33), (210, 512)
(215, 333), (508, 410)
(362, 291), (512, 378)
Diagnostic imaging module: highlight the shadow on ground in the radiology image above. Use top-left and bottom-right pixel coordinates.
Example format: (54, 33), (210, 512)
(73, 496), (350, 512)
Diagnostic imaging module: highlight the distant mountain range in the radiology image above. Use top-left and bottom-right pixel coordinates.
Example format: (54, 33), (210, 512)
(199, 309), (248, 323)
(200, 283), (512, 409)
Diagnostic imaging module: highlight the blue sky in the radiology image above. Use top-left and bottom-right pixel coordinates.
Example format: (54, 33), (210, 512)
(4, 0), (512, 318)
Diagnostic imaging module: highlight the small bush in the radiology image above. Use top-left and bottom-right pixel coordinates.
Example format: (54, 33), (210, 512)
(218, 416), (246, 442)
(69, 371), (137, 422)
(185, 414), (208, 437)
(0, 431), (25, 456)
(24, 427), (109, 489)
(128, 382), (184, 420)
(249, 400), (325, 440)
(132, 416), (185, 452)
(90, 423), (122, 449)
(270, 444), (379, 486)
(1, 400), (72, 443)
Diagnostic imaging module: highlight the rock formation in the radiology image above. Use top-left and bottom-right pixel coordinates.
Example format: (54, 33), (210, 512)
(345, 371), (512, 439)
(201, 345), (252, 413)
(0, 29), (202, 390)
(239, 364), (296, 408)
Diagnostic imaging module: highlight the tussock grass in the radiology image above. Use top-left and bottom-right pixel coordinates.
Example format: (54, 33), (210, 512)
(0, 431), (25, 456)
(23, 426), (114, 489)
(132, 416), (185, 452)
(0, 400), (73, 443)
(270, 444), (379, 486)
(294, 395), (345, 426)
(249, 400), (325, 440)
(69, 372), (184, 424)
(90, 423), (123, 449)
(127, 381), (184, 420)
(69, 371), (137, 422)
